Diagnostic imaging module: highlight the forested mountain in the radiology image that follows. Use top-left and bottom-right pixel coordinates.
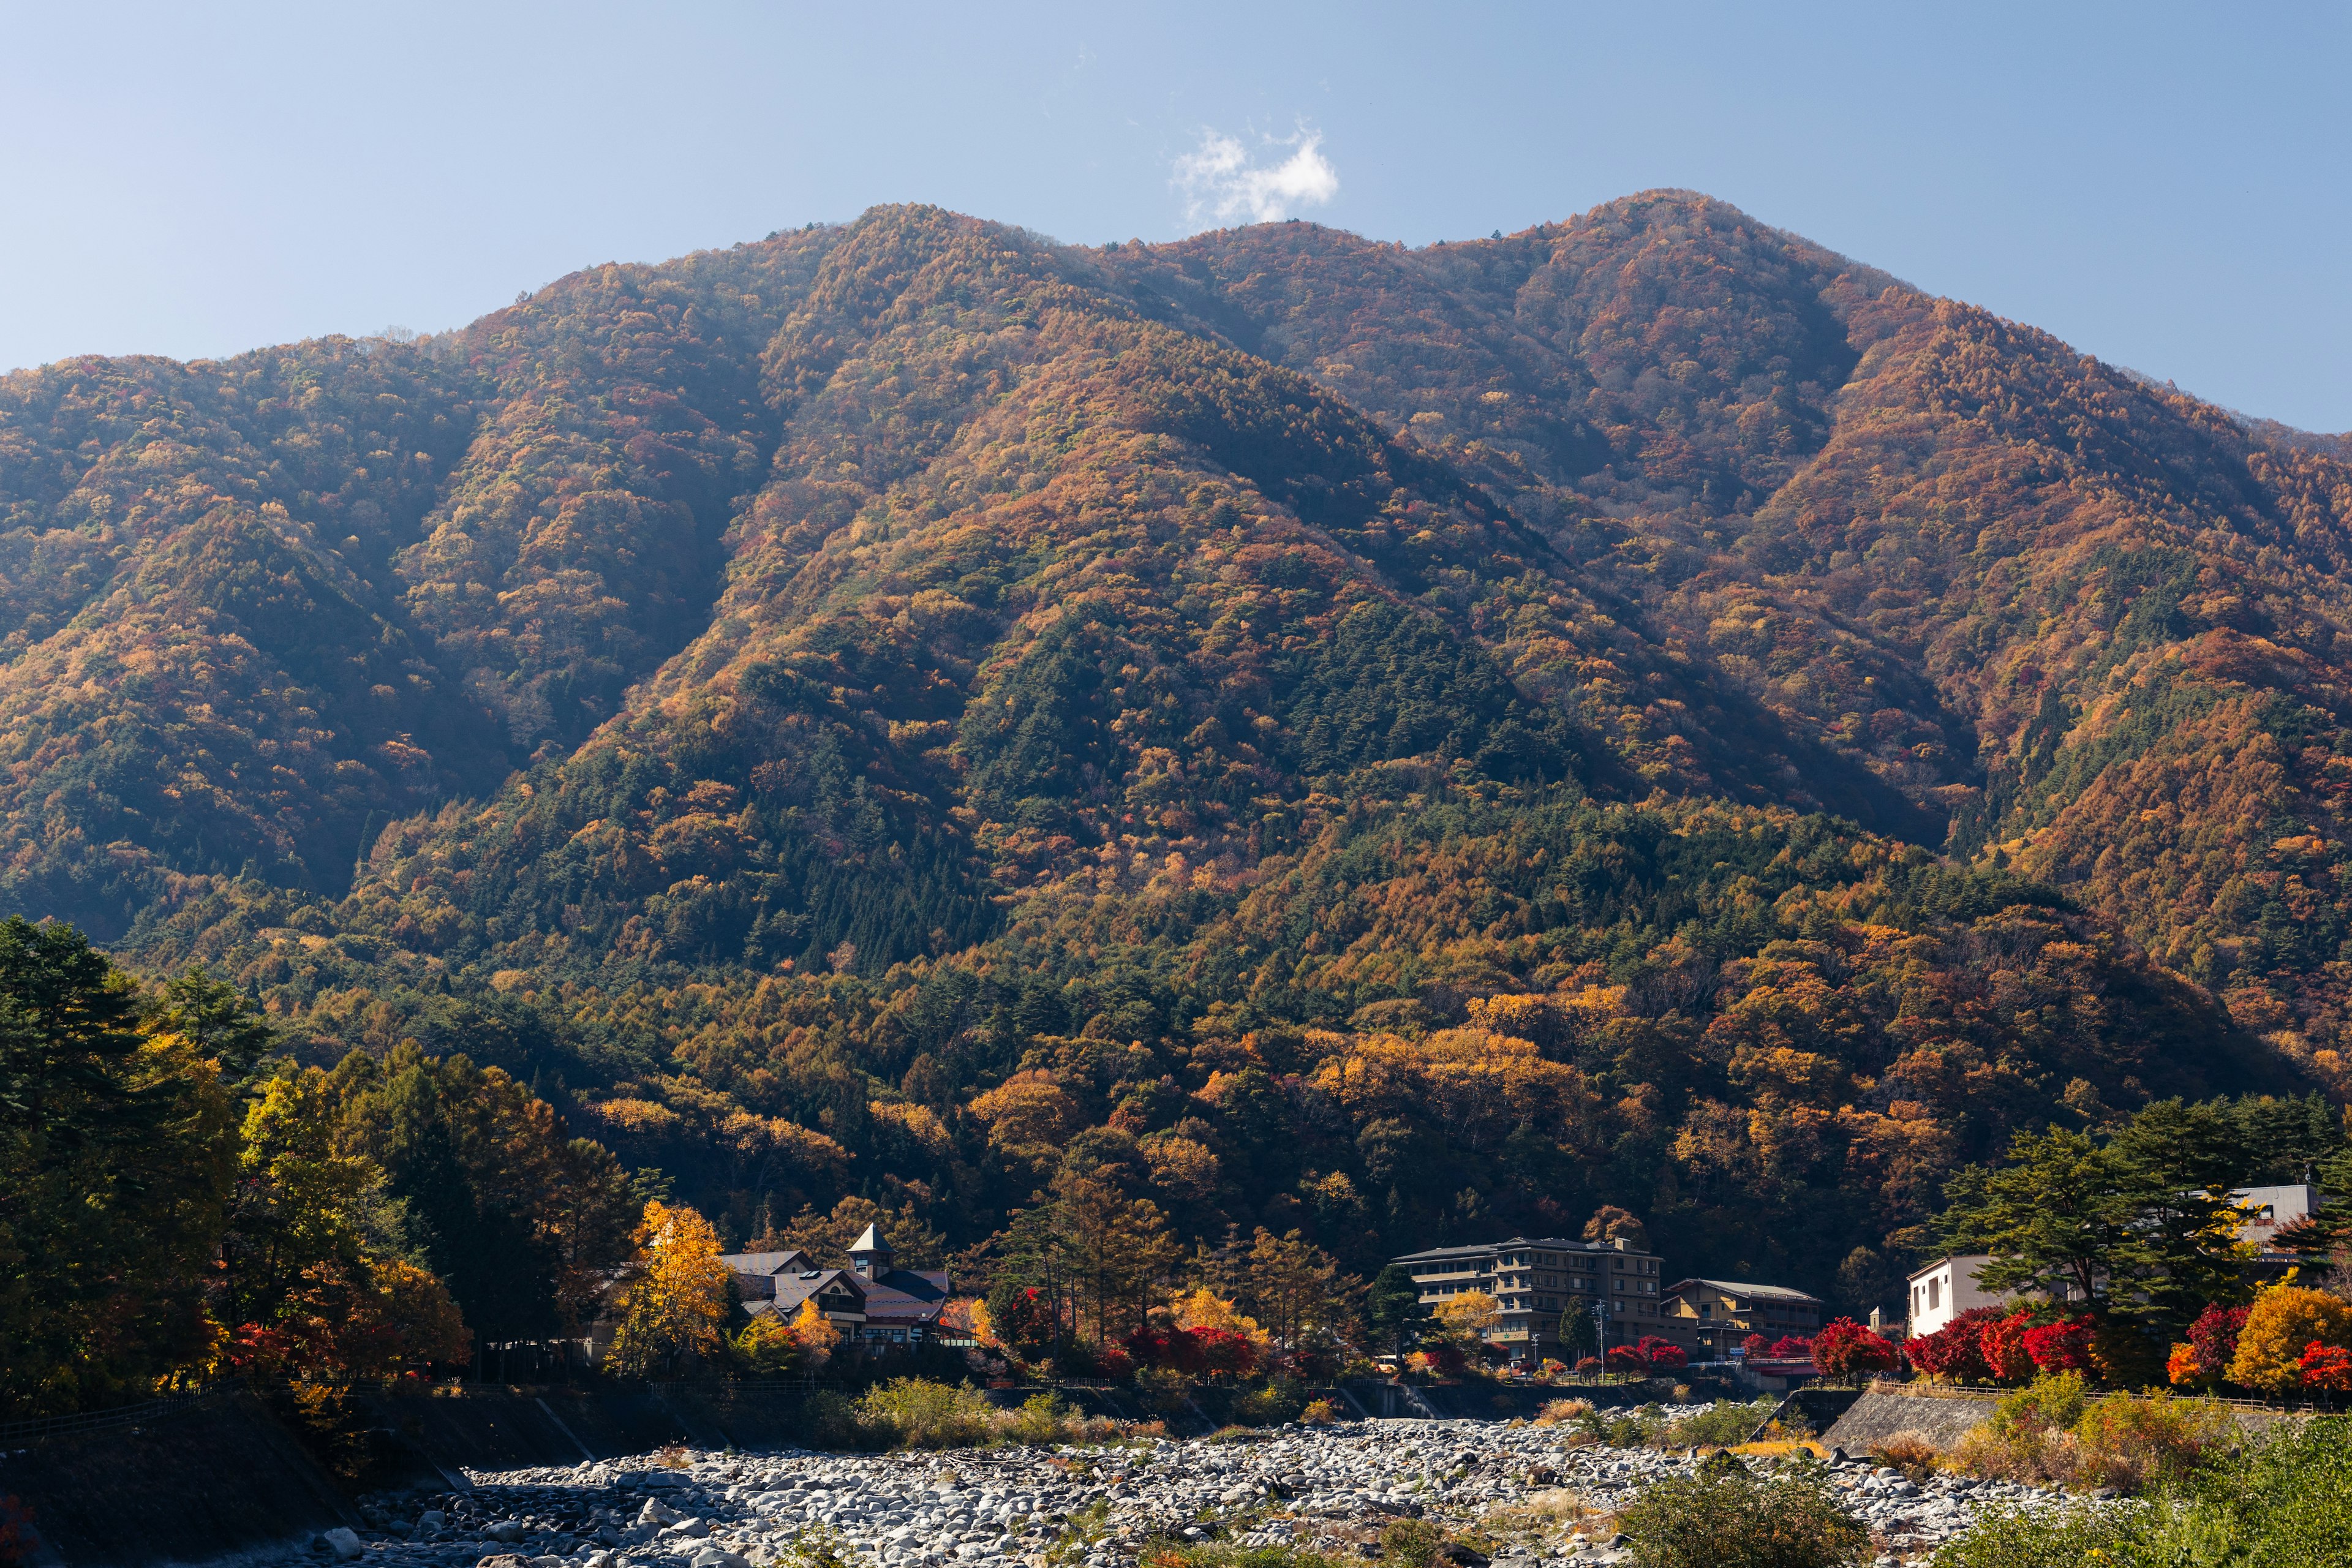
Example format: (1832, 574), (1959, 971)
(6, 191), (2348, 1313)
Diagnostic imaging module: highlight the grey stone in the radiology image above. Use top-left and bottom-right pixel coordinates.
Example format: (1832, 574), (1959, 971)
(324, 1529), (366, 1561)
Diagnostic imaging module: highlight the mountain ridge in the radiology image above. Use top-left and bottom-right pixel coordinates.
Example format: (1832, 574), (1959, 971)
(4, 190), (2346, 1305)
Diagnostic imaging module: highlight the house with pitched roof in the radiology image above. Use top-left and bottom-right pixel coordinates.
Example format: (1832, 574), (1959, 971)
(720, 1226), (950, 1349)
(1656, 1278), (1825, 1360)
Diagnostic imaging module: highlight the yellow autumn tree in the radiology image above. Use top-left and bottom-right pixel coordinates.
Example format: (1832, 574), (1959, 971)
(607, 1202), (733, 1376)
(1172, 1286), (1267, 1344)
(787, 1296), (841, 1366)
(2227, 1281), (2352, 1393)
(1434, 1289), (1501, 1340)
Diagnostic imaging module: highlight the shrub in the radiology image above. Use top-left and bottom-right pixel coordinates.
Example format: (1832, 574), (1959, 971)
(1952, 1374), (2090, 1485)
(1001, 1392), (1073, 1446)
(1663, 1399), (1774, 1449)
(1811, 1318), (1897, 1383)
(2073, 1390), (2234, 1491)
(1378, 1518), (1445, 1568)
(1605, 1345), (1649, 1374)
(804, 1390), (869, 1449)
(1574, 1357), (1604, 1375)
(1871, 1432), (1939, 1481)
(1227, 1379), (1305, 1427)
(1616, 1469), (1868, 1568)
(858, 1376), (996, 1448)
(1953, 1379), (2231, 1493)
(1301, 1398), (1340, 1424)
(1939, 1415), (2352, 1563)
(1928, 1503), (2147, 1567)
(1534, 1398), (1592, 1426)
(2228, 1284), (2352, 1393)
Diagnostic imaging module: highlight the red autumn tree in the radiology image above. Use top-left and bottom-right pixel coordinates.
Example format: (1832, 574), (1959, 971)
(2022, 1315), (2097, 1374)
(1811, 1317), (1898, 1382)
(1907, 1305), (2003, 1383)
(1634, 1335), (1688, 1371)
(2182, 1304), (2251, 1385)
(2299, 1340), (2352, 1393)
(1981, 1312), (2037, 1383)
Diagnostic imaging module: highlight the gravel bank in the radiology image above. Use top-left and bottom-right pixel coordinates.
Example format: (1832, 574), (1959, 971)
(293, 1413), (2090, 1568)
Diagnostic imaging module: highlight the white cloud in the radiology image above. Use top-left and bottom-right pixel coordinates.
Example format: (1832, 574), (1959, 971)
(1172, 126), (1340, 227)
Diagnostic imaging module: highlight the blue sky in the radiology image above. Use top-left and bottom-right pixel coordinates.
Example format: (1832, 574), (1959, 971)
(6, 1), (2346, 428)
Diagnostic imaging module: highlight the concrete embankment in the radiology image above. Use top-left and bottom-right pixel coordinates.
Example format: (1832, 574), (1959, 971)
(0, 1389), (360, 1568)
(1820, 1382), (2312, 1453)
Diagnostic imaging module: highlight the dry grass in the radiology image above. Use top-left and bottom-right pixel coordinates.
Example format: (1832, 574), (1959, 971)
(655, 1444), (691, 1470)
(1871, 1431), (1940, 1482)
(1533, 1398), (1594, 1426)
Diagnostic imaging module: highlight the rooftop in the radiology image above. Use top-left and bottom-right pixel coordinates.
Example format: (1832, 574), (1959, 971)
(1664, 1278), (1825, 1304)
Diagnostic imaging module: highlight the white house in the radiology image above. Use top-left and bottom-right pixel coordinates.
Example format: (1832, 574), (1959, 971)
(1904, 1254), (2015, 1338)
(2231, 1185), (2320, 1257)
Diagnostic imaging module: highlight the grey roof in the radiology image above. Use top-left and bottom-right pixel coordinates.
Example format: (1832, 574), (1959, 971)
(1393, 1234), (1649, 1265)
(742, 1267), (866, 1319)
(1664, 1278), (1825, 1304)
(721, 1249), (815, 1276)
(850, 1224), (889, 1254)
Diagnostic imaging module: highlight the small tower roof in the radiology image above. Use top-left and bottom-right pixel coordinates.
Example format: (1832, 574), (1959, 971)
(850, 1223), (889, 1254)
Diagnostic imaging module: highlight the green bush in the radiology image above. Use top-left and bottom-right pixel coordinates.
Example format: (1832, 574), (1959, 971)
(1951, 1376), (2233, 1493)
(803, 1390), (873, 1450)
(1663, 1399), (1775, 1449)
(1229, 1379), (1306, 1428)
(1926, 1505), (2146, 1568)
(1934, 1415), (2352, 1565)
(1003, 1392), (1074, 1446)
(1377, 1518), (1445, 1568)
(1616, 1469), (1868, 1568)
(858, 1376), (997, 1449)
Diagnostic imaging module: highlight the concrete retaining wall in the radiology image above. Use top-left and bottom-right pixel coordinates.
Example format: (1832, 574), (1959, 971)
(1820, 1384), (2315, 1454)
(0, 1389), (358, 1568)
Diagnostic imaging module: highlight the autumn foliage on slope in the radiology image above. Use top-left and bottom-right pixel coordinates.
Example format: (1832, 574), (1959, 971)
(3, 195), (2350, 1322)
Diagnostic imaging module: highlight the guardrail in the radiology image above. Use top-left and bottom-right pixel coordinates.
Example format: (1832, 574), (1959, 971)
(0, 1385), (221, 1447)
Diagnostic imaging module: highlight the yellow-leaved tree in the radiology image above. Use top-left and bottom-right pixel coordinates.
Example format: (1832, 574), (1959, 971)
(788, 1297), (841, 1365)
(1434, 1289), (1501, 1341)
(2228, 1281), (2352, 1393)
(608, 1202), (733, 1376)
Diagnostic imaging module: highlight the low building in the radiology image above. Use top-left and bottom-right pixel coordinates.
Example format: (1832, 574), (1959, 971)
(722, 1226), (949, 1349)
(1391, 1234), (1666, 1362)
(1656, 1278), (1825, 1360)
(2233, 1185), (2320, 1269)
(1903, 1255), (2016, 1338)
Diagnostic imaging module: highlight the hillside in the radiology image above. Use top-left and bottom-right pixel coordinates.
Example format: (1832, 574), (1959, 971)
(4, 192), (2346, 1310)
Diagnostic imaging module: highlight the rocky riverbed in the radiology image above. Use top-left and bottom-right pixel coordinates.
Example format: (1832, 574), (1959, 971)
(304, 1416), (2089, 1568)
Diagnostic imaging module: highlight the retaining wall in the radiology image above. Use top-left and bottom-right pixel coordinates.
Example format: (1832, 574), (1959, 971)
(1820, 1383), (2315, 1454)
(0, 1389), (357, 1568)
